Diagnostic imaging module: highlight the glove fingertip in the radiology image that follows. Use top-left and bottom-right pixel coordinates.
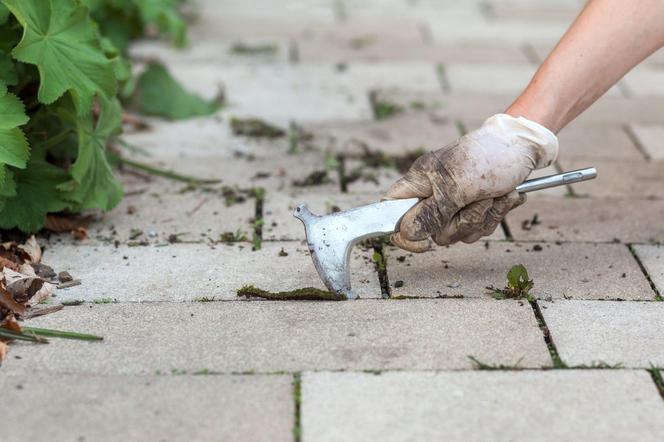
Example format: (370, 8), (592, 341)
(390, 233), (431, 253)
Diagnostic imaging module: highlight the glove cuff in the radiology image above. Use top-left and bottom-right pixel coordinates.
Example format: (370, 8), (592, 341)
(484, 113), (559, 169)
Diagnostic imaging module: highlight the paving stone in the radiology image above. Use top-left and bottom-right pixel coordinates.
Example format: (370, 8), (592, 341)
(130, 38), (291, 64)
(557, 158), (664, 199)
(306, 112), (459, 156)
(166, 64), (372, 125)
(42, 241), (380, 302)
(445, 63), (536, 95)
(632, 244), (664, 295)
(622, 66), (664, 97)
(387, 241), (652, 300)
(428, 19), (568, 46)
(0, 373), (293, 442)
(77, 176), (255, 244)
(558, 123), (645, 160)
(3, 299), (551, 374)
(542, 300), (664, 367)
(301, 370), (664, 442)
(629, 124), (664, 160)
(507, 196), (664, 243)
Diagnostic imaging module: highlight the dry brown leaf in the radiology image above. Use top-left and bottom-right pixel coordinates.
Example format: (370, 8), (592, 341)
(1, 314), (21, 332)
(0, 256), (18, 271)
(3, 268), (44, 302)
(27, 281), (55, 306)
(18, 235), (41, 264)
(0, 287), (26, 316)
(72, 227), (88, 240)
(18, 263), (37, 277)
(44, 214), (92, 233)
(0, 341), (8, 363)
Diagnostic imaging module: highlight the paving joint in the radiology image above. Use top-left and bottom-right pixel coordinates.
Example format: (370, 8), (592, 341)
(648, 367), (664, 401)
(252, 188), (265, 251)
(530, 300), (567, 368)
(292, 373), (302, 442)
(623, 123), (652, 161)
(435, 63), (452, 93)
(627, 243), (663, 301)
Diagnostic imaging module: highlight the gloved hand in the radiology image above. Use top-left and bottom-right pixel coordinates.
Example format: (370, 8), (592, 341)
(385, 113), (558, 252)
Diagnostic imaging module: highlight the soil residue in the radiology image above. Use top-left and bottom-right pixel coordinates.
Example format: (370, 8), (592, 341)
(237, 285), (346, 301)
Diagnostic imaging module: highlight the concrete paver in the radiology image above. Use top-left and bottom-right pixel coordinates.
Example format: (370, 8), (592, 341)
(622, 66), (664, 97)
(301, 370), (664, 442)
(629, 124), (664, 160)
(507, 197), (664, 243)
(387, 241), (653, 300)
(557, 159), (664, 199)
(0, 373), (294, 442)
(632, 244), (664, 296)
(43, 241), (380, 302)
(558, 124), (645, 160)
(541, 300), (664, 367)
(306, 112), (459, 156)
(445, 63), (536, 95)
(4, 299), (551, 374)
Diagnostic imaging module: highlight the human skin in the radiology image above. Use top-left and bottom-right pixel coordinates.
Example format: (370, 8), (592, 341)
(506, 0), (664, 133)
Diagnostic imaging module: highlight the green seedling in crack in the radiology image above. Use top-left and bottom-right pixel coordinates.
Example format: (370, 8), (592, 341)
(230, 42), (278, 55)
(487, 264), (535, 301)
(468, 355), (524, 370)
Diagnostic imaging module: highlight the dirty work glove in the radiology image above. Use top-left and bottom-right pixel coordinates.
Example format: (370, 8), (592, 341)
(385, 113), (558, 252)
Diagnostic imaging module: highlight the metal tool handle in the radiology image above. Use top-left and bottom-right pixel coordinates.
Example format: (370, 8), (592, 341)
(516, 167), (597, 193)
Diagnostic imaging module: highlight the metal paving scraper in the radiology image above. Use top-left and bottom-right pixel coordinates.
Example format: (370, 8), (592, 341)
(293, 167), (597, 299)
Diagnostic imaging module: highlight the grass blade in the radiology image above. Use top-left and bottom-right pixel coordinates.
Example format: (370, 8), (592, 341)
(21, 326), (103, 341)
(0, 328), (49, 343)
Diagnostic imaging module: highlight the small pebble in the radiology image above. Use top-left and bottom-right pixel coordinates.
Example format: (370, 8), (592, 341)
(58, 271), (73, 283)
(394, 280), (404, 288)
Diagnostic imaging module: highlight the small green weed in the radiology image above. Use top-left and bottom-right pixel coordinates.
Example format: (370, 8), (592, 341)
(487, 264), (535, 301)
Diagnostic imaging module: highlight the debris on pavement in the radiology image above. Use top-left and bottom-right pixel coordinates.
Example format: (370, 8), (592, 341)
(0, 236), (103, 362)
(237, 285), (346, 301)
(230, 117), (286, 138)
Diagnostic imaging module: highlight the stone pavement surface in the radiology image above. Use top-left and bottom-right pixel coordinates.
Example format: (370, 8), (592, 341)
(4, 0), (664, 441)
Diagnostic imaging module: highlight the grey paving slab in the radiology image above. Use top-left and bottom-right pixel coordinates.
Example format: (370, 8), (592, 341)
(622, 66), (664, 97)
(79, 175), (256, 244)
(629, 124), (664, 160)
(507, 197), (664, 243)
(42, 241), (380, 302)
(301, 370), (664, 442)
(541, 300), (664, 367)
(632, 244), (664, 296)
(557, 158), (664, 199)
(0, 373), (293, 442)
(428, 20), (568, 46)
(130, 38), (290, 64)
(445, 63), (536, 95)
(558, 123), (645, 160)
(3, 299), (551, 374)
(307, 112), (459, 156)
(387, 241), (653, 300)
(166, 64), (372, 125)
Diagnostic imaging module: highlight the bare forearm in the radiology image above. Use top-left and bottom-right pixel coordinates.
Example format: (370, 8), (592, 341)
(506, 0), (664, 133)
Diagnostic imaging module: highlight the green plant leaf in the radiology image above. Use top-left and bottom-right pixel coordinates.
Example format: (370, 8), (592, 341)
(58, 97), (123, 211)
(0, 83), (29, 174)
(0, 51), (17, 85)
(136, 0), (186, 46)
(0, 159), (70, 232)
(3, 0), (117, 113)
(132, 62), (221, 120)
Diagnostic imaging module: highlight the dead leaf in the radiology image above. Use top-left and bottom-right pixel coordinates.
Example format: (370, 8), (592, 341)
(18, 235), (41, 263)
(27, 281), (55, 306)
(72, 227), (88, 241)
(23, 303), (63, 319)
(1, 314), (21, 332)
(0, 341), (7, 362)
(44, 214), (92, 233)
(0, 287), (26, 316)
(0, 256), (18, 271)
(3, 268), (44, 302)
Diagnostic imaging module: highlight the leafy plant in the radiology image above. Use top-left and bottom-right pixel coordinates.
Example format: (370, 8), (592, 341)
(0, 0), (217, 233)
(487, 264), (535, 301)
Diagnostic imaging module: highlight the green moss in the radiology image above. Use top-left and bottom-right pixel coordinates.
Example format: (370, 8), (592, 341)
(237, 285), (346, 301)
(230, 42), (278, 55)
(231, 117), (285, 138)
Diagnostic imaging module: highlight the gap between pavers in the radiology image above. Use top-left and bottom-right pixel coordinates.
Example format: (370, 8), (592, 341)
(2, 299), (550, 375)
(300, 370), (664, 442)
(632, 244), (664, 295)
(43, 241), (380, 302)
(540, 300), (664, 367)
(506, 196), (664, 243)
(0, 373), (293, 442)
(387, 241), (653, 300)
(628, 124), (664, 160)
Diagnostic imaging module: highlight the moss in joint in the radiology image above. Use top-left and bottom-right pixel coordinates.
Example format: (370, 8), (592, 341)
(237, 285), (346, 301)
